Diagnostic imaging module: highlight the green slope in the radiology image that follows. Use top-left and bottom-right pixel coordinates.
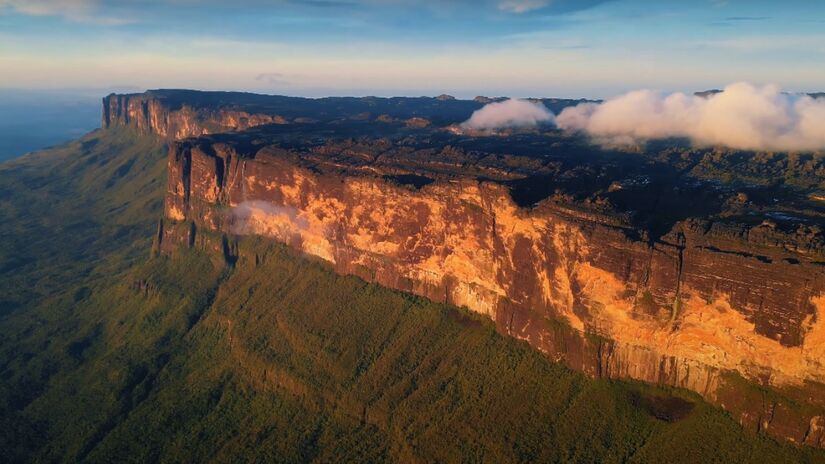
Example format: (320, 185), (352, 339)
(0, 125), (167, 316)
(0, 127), (823, 463)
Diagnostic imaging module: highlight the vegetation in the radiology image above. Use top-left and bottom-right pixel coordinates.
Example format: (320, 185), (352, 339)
(0, 127), (823, 463)
(0, 125), (166, 316)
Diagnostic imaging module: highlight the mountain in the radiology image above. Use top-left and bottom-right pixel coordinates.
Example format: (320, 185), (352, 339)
(100, 89), (594, 138)
(120, 90), (825, 446)
(0, 90), (824, 463)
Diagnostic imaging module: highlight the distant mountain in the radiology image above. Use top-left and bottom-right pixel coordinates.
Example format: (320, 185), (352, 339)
(693, 89), (723, 98)
(102, 89), (592, 137)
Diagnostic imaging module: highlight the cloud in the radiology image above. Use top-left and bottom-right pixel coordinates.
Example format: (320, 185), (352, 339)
(0, 0), (132, 25)
(498, 0), (550, 13)
(462, 99), (554, 131)
(229, 200), (309, 236)
(556, 82), (825, 152)
(723, 16), (770, 21)
(2, 0), (613, 30)
(255, 72), (290, 86)
(697, 35), (825, 54)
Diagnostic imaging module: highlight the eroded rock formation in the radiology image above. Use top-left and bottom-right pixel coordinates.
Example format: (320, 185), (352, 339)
(108, 90), (825, 447)
(102, 92), (288, 139)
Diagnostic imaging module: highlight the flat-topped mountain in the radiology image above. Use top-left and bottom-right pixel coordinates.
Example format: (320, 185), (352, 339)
(3, 88), (825, 462)
(96, 90), (825, 447)
(102, 90), (591, 140)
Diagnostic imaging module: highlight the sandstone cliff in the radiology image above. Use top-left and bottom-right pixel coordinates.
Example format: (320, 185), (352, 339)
(102, 92), (288, 139)
(158, 133), (825, 447)
(102, 90), (592, 139)
(107, 91), (825, 447)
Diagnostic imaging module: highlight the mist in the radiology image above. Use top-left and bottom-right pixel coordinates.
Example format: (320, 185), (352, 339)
(229, 200), (308, 235)
(461, 99), (554, 131)
(555, 82), (825, 152)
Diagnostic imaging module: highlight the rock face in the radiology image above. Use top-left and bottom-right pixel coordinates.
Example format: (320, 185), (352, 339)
(159, 137), (825, 445)
(102, 90), (594, 138)
(102, 92), (288, 139)
(110, 91), (825, 447)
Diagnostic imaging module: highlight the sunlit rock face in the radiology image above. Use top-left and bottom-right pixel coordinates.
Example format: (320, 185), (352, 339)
(164, 142), (825, 383)
(105, 90), (825, 447)
(103, 93), (287, 139)
(102, 90), (591, 139)
(158, 137), (825, 446)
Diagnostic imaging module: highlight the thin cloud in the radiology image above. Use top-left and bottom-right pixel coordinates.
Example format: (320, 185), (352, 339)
(0, 0), (133, 25)
(723, 16), (770, 21)
(697, 35), (825, 54)
(498, 0), (550, 13)
(256, 72), (290, 86)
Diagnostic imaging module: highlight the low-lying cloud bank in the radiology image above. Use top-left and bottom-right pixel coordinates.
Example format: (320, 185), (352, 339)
(463, 83), (825, 152)
(461, 99), (554, 131)
(557, 83), (825, 151)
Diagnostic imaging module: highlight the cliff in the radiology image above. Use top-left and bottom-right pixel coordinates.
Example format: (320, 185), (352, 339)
(102, 90), (592, 139)
(108, 91), (825, 447)
(102, 91), (288, 139)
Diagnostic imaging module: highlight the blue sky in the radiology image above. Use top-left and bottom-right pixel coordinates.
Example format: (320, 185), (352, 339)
(0, 0), (823, 97)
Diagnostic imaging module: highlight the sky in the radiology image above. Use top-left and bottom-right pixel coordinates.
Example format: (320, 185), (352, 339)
(0, 0), (824, 98)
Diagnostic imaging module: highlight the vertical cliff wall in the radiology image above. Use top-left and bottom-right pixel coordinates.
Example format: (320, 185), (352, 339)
(157, 139), (825, 446)
(102, 93), (287, 139)
(98, 90), (825, 447)
(102, 90), (593, 140)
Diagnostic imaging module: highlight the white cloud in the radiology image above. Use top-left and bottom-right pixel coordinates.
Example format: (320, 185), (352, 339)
(556, 82), (825, 151)
(255, 72), (289, 86)
(0, 0), (132, 25)
(462, 98), (554, 130)
(498, 0), (550, 14)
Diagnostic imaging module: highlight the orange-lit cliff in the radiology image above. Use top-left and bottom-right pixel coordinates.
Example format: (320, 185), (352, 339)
(107, 91), (825, 447)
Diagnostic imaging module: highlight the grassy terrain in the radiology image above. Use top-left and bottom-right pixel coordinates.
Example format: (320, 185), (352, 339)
(0, 127), (823, 463)
(0, 125), (167, 316)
